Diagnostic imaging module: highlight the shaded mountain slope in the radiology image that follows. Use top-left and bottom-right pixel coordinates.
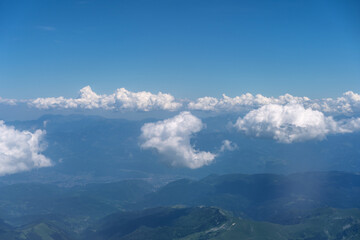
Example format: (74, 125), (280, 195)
(83, 206), (228, 240)
(136, 171), (360, 224)
(83, 207), (360, 240)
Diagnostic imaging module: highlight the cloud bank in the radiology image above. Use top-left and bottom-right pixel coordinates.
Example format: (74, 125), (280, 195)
(188, 93), (309, 112)
(140, 112), (216, 169)
(189, 91), (360, 115)
(0, 121), (51, 175)
(2, 86), (359, 116)
(234, 104), (360, 143)
(0, 97), (17, 105)
(29, 86), (181, 111)
(2, 86), (360, 145)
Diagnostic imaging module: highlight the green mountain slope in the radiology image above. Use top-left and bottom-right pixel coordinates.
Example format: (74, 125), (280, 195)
(83, 207), (228, 240)
(16, 222), (72, 240)
(214, 208), (360, 240)
(82, 207), (360, 240)
(0, 219), (73, 240)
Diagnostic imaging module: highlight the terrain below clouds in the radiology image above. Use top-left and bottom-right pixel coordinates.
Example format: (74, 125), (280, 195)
(0, 171), (360, 240)
(0, 114), (359, 185)
(0, 115), (359, 239)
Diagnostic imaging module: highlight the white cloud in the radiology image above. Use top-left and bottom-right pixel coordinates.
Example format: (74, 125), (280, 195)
(3, 87), (360, 115)
(337, 117), (360, 133)
(234, 104), (334, 143)
(0, 97), (17, 105)
(140, 112), (216, 169)
(313, 91), (360, 114)
(188, 96), (220, 111)
(30, 86), (114, 110)
(29, 86), (182, 111)
(234, 104), (360, 143)
(0, 121), (51, 175)
(114, 87), (181, 111)
(220, 140), (238, 152)
(188, 91), (360, 115)
(188, 93), (310, 112)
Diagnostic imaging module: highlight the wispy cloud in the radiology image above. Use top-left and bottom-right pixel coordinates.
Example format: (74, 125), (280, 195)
(0, 97), (17, 105)
(220, 140), (238, 152)
(36, 26), (56, 31)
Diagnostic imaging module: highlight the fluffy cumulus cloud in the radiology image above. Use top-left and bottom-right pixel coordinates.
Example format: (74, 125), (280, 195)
(188, 91), (360, 143)
(311, 91), (360, 114)
(188, 91), (360, 115)
(29, 86), (181, 111)
(234, 104), (360, 143)
(114, 88), (181, 111)
(2, 86), (360, 115)
(29, 86), (111, 109)
(188, 93), (310, 112)
(0, 121), (51, 175)
(140, 112), (216, 169)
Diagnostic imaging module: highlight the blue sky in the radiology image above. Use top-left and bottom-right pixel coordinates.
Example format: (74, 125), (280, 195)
(1, 0), (359, 99)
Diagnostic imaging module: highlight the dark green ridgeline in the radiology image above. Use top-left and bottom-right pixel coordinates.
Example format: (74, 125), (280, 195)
(86, 207), (360, 240)
(1, 207), (360, 240)
(84, 206), (228, 240)
(0, 221), (70, 240)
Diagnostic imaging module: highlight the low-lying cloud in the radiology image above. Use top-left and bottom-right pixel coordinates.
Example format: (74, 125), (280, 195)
(189, 91), (360, 115)
(0, 121), (51, 175)
(2, 87), (360, 145)
(234, 104), (360, 143)
(140, 112), (216, 169)
(220, 140), (238, 152)
(29, 86), (182, 111)
(2, 86), (360, 116)
(188, 93), (310, 112)
(0, 97), (17, 105)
